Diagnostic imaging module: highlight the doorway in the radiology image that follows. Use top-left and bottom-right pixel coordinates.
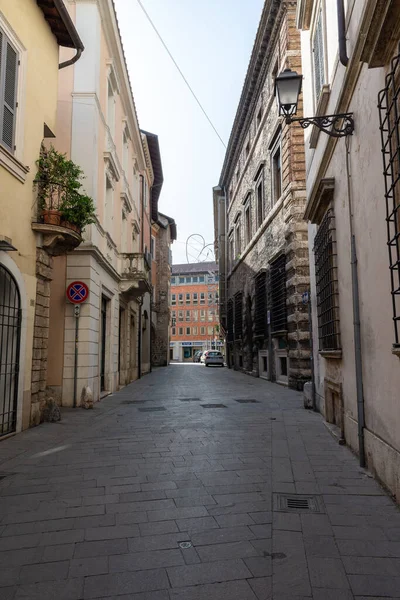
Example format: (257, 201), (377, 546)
(100, 296), (108, 392)
(0, 265), (21, 436)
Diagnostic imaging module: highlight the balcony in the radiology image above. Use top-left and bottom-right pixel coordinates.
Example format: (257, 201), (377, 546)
(31, 182), (82, 256)
(120, 253), (151, 299)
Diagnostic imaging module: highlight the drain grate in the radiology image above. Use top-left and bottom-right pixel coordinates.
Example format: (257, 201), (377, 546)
(122, 400), (147, 405)
(235, 399), (259, 404)
(201, 404), (227, 409)
(179, 398), (201, 402)
(138, 407), (166, 412)
(273, 493), (324, 513)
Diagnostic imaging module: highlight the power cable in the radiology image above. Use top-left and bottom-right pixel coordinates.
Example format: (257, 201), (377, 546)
(135, 0), (226, 148)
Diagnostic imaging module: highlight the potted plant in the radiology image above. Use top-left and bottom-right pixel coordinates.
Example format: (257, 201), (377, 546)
(34, 145), (96, 233)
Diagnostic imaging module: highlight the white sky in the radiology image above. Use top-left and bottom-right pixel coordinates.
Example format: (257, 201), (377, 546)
(114, 0), (264, 263)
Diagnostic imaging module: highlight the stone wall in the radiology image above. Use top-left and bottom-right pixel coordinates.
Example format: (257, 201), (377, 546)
(152, 224), (171, 367)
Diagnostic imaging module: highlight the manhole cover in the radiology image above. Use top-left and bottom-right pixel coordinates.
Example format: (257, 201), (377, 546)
(273, 493), (325, 513)
(201, 404), (227, 409)
(179, 541), (192, 549)
(235, 399), (259, 403)
(179, 398), (201, 402)
(138, 407), (166, 412)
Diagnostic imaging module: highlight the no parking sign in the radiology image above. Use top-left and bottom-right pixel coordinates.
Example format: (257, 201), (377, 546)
(66, 281), (89, 304)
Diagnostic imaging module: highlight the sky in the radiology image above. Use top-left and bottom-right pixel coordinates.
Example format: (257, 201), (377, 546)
(114, 0), (264, 264)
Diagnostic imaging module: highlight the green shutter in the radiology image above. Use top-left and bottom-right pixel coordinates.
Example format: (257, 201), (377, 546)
(1, 32), (18, 152)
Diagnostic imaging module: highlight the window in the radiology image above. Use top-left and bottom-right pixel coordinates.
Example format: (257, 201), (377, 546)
(256, 177), (264, 227)
(272, 143), (282, 204)
(186, 310), (191, 322)
(200, 310), (206, 322)
(199, 276), (205, 283)
(229, 235), (234, 270)
(200, 293), (205, 305)
(171, 311), (176, 326)
(171, 294), (176, 306)
(107, 80), (115, 136)
(312, 7), (325, 104)
(245, 201), (251, 246)
(186, 327), (191, 335)
(178, 294), (183, 305)
(151, 236), (155, 259)
(171, 277), (176, 285)
(122, 130), (129, 174)
(200, 326), (205, 335)
(314, 208), (341, 351)
(270, 254), (287, 333)
(193, 293), (198, 305)
(121, 211), (127, 252)
(143, 181), (147, 209)
(236, 166), (240, 183)
(178, 327), (183, 335)
(227, 299), (234, 343)
(105, 176), (113, 232)
(179, 277), (185, 284)
(235, 220), (241, 258)
(245, 141), (250, 159)
(257, 107), (262, 129)
(193, 327), (198, 335)
(208, 326), (213, 335)
(192, 276), (198, 283)
(254, 271), (267, 337)
(234, 293), (243, 340)
(0, 29), (18, 153)
(178, 311), (184, 322)
(193, 310), (198, 321)
(208, 310), (213, 322)
(208, 292), (213, 304)
(185, 276), (191, 283)
(172, 327), (176, 335)
(186, 293), (191, 305)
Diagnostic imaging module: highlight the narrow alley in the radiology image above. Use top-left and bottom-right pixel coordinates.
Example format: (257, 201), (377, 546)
(0, 365), (399, 600)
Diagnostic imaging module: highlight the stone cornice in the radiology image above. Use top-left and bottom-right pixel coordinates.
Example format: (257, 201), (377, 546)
(219, 0), (283, 187)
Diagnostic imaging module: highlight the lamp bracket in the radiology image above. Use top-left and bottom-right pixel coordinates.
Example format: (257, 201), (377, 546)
(286, 113), (354, 137)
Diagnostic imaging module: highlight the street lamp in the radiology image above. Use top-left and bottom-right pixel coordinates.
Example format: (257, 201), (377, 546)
(275, 68), (354, 138)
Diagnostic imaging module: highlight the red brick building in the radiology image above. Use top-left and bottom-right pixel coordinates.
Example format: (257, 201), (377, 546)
(170, 262), (221, 361)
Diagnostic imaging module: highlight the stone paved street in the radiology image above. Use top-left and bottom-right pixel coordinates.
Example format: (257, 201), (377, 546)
(1, 364), (400, 599)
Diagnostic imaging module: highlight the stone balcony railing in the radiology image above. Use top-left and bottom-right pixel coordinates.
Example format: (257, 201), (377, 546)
(120, 253), (151, 299)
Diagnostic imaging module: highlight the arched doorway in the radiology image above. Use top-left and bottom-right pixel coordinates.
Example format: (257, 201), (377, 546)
(0, 264), (21, 436)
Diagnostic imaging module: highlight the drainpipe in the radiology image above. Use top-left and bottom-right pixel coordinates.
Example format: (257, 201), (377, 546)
(149, 188), (153, 374)
(337, 0), (349, 67)
(138, 174), (145, 380)
(54, 0), (85, 70)
(345, 136), (366, 468)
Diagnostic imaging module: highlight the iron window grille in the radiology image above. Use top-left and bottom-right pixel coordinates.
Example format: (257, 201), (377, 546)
(378, 45), (400, 347)
(234, 292), (243, 340)
(270, 254), (287, 333)
(227, 299), (234, 343)
(254, 271), (268, 337)
(313, 208), (341, 351)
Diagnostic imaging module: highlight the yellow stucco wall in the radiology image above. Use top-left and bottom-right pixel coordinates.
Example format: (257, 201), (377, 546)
(0, 0), (60, 430)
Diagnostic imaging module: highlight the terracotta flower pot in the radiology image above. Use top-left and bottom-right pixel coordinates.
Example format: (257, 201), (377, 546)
(42, 209), (61, 226)
(61, 220), (81, 234)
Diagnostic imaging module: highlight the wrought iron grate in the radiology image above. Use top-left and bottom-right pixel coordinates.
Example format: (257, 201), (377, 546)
(234, 399), (259, 403)
(179, 398), (201, 402)
(227, 299), (234, 343)
(138, 407), (166, 412)
(201, 404), (227, 408)
(122, 400), (147, 404)
(270, 255), (287, 333)
(254, 271), (267, 337)
(273, 493), (325, 513)
(234, 292), (243, 340)
(378, 46), (400, 347)
(313, 208), (341, 351)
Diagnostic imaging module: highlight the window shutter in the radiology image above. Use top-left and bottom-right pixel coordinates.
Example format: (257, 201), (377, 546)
(313, 11), (324, 102)
(1, 34), (18, 152)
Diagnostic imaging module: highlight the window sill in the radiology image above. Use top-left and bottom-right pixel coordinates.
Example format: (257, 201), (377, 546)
(0, 145), (29, 183)
(319, 349), (342, 359)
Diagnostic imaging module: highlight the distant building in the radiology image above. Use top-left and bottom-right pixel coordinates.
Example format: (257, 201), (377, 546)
(170, 262), (221, 362)
(214, 0), (310, 389)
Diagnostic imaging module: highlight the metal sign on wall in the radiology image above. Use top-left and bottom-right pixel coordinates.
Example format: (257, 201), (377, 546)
(66, 281), (89, 304)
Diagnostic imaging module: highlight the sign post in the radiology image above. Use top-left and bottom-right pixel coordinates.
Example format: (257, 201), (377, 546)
(66, 282), (89, 408)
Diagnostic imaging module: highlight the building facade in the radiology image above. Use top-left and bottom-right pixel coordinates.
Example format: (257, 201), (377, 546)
(170, 262), (221, 362)
(214, 0), (310, 389)
(297, 0), (400, 499)
(0, 0), (83, 434)
(151, 213), (177, 367)
(46, 0), (165, 406)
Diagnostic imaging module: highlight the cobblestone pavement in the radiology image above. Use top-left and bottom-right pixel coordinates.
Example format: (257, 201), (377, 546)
(1, 364), (400, 599)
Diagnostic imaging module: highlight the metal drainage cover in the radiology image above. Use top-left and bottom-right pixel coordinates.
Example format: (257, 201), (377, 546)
(273, 493), (325, 513)
(179, 398), (201, 402)
(178, 541), (192, 549)
(235, 399), (259, 404)
(122, 400), (147, 405)
(138, 407), (166, 412)
(201, 404), (227, 409)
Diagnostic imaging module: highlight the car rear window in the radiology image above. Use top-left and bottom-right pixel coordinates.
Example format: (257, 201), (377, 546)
(208, 352), (222, 356)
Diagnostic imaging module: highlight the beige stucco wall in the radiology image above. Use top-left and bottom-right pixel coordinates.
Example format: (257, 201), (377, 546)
(300, 0), (400, 498)
(0, 0), (60, 431)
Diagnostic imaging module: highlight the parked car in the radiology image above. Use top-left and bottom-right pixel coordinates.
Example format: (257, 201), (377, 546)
(204, 351), (224, 367)
(200, 351), (209, 364)
(193, 350), (202, 363)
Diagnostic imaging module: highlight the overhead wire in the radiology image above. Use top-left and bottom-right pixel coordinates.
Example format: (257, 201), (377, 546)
(135, 0), (226, 148)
